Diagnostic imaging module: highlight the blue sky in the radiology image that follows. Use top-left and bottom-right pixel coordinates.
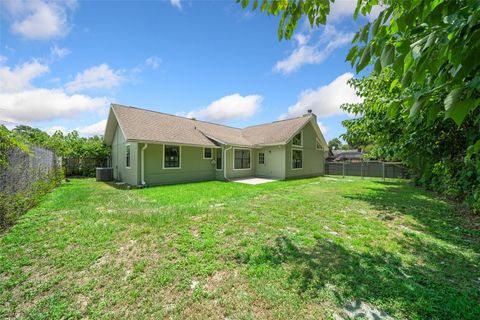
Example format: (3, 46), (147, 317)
(0, 0), (375, 141)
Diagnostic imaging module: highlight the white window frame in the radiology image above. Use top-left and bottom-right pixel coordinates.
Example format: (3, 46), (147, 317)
(291, 148), (303, 170)
(163, 144), (181, 169)
(125, 144), (131, 169)
(258, 152), (265, 165)
(292, 131), (303, 147)
(233, 148), (251, 170)
(203, 147), (213, 159)
(316, 139), (322, 150)
(215, 148), (223, 171)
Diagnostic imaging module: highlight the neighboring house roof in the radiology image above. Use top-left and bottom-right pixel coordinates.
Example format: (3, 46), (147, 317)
(105, 103), (327, 149)
(328, 149), (363, 161)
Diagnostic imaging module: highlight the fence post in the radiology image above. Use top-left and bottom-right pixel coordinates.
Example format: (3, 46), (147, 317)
(342, 161), (345, 178)
(382, 162), (385, 181)
(361, 159), (364, 179)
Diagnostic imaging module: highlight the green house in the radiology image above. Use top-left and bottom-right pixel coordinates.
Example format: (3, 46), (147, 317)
(103, 104), (328, 186)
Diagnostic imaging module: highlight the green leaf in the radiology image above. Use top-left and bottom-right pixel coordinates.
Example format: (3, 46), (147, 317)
(427, 104), (441, 124)
(380, 44), (394, 68)
(444, 88), (462, 112)
(252, 0), (258, 10)
(374, 58), (382, 73)
(401, 70), (413, 88)
(445, 97), (480, 126)
(393, 53), (405, 76)
(389, 78), (399, 92)
(356, 46), (371, 73)
(241, 0), (249, 9)
(409, 97), (425, 118)
(474, 139), (480, 153)
(387, 100), (401, 118)
(346, 45), (358, 62)
(261, 0), (268, 11)
(403, 52), (414, 74)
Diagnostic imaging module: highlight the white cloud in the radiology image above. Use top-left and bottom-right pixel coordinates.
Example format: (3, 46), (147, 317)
(50, 45), (70, 59)
(0, 60), (49, 93)
(279, 72), (362, 119)
(0, 56), (8, 64)
(1, 0), (77, 40)
(0, 88), (108, 123)
(145, 56), (162, 69)
(44, 125), (68, 135)
(186, 93), (262, 122)
(77, 119), (107, 136)
(0, 59), (109, 124)
(317, 121), (328, 134)
(65, 63), (125, 93)
(274, 25), (354, 74)
(328, 1), (383, 22)
(170, 0), (182, 10)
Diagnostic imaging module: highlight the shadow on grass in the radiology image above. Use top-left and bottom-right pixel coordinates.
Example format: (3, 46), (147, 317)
(343, 181), (480, 251)
(242, 236), (480, 319)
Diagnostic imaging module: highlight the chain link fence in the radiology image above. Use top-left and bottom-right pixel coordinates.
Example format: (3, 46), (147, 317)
(325, 161), (408, 179)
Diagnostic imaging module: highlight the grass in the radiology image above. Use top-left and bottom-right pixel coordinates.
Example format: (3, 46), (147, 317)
(0, 176), (479, 319)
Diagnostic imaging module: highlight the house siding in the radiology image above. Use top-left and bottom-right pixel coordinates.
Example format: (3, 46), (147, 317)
(285, 122), (325, 179)
(254, 146), (286, 179)
(143, 144), (217, 185)
(225, 147), (256, 179)
(111, 125), (138, 185)
(215, 148), (225, 180)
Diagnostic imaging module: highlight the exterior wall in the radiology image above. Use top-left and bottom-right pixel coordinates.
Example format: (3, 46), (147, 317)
(111, 126), (139, 185)
(254, 146), (286, 179)
(143, 144), (217, 185)
(285, 122), (325, 179)
(215, 148), (225, 181)
(225, 146), (256, 179)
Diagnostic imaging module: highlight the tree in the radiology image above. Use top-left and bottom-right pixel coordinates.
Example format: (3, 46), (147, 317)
(341, 68), (480, 212)
(327, 138), (342, 150)
(239, 0), (480, 152)
(0, 126), (28, 168)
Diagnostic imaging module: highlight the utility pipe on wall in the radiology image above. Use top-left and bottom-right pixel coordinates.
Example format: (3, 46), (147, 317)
(141, 143), (148, 185)
(224, 145), (232, 181)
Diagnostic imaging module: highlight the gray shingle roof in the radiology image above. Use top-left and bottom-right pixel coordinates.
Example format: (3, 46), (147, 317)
(109, 103), (319, 147)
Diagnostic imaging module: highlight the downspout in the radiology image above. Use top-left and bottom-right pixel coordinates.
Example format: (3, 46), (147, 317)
(141, 143), (148, 185)
(224, 145), (232, 181)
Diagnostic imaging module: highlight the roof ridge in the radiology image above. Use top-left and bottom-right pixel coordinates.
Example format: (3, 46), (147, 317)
(242, 114), (311, 130)
(111, 103), (242, 130)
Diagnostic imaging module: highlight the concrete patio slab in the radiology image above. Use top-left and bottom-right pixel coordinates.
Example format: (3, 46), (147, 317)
(231, 177), (278, 185)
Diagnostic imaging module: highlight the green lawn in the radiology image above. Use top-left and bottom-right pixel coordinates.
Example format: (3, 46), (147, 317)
(1, 177), (479, 319)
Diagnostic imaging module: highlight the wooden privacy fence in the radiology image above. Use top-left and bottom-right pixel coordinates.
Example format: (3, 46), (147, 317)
(325, 161), (408, 179)
(62, 157), (108, 177)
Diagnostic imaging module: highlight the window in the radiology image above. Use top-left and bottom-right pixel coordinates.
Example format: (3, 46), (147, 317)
(292, 149), (303, 169)
(125, 144), (131, 168)
(216, 149), (222, 170)
(234, 149), (250, 170)
(316, 139), (322, 150)
(258, 152), (265, 164)
(292, 131), (302, 146)
(204, 147), (212, 159)
(164, 145), (180, 168)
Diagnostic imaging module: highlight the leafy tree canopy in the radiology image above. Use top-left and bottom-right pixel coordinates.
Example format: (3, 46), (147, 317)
(240, 0), (480, 150)
(10, 126), (109, 158)
(327, 138), (343, 150)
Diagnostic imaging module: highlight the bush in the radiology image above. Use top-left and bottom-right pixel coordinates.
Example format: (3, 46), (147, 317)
(0, 168), (64, 229)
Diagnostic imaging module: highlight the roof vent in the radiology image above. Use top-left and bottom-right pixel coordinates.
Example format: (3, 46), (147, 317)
(303, 109), (315, 118)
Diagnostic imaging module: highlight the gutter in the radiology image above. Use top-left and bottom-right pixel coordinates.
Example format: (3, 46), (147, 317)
(223, 145), (232, 181)
(141, 143), (148, 185)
